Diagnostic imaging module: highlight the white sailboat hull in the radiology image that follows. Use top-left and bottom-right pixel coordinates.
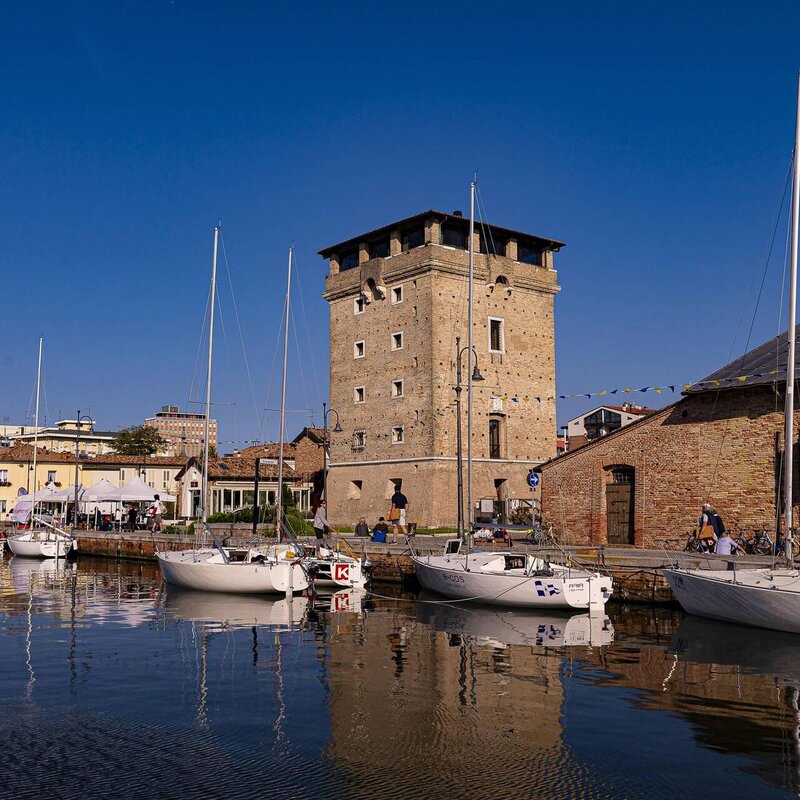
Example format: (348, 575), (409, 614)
(664, 567), (800, 634)
(7, 531), (74, 559)
(306, 551), (369, 588)
(412, 552), (612, 610)
(156, 549), (309, 594)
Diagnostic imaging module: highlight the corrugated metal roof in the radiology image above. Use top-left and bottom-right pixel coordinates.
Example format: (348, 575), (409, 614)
(686, 326), (798, 394)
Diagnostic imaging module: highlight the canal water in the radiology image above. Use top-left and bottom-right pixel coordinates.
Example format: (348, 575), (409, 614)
(0, 556), (798, 800)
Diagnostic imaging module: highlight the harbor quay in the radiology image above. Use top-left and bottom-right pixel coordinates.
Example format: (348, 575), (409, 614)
(45, 528), (779, 604)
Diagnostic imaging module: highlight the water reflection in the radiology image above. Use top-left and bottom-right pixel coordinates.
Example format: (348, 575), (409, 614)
(0, 556), (798, 798)
(162, 587), (309, 630)
(416, 596), (615, 648)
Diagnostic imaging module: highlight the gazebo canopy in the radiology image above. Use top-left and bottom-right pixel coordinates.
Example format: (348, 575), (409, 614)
(49, 484), (87, 502)
(84, 478), (118, 501)
(106, 476), (175, 503)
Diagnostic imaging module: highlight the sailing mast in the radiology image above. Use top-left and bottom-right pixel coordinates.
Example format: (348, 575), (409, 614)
(784, 74), (800, 564)
(29, 337), (43, 524)
(276, 246), (293, 542)
(201, 225), (220, 524)
(467, 177), (476, 533)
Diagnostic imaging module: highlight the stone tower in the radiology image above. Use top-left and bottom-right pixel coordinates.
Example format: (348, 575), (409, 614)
(319, 210), (562, 528)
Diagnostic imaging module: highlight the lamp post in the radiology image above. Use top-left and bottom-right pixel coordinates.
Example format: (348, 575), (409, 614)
(454, 336), (484, 540)
(72, 410), (93, 533)
(321, 402), (343, 508)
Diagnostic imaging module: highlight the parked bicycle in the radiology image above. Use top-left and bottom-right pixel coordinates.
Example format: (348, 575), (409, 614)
(683, 528), (715, 553)
(732, 527), (778, 556)
(525, 523), (557, 547)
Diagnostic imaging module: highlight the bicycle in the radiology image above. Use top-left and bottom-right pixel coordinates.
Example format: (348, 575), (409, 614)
(525, 523), (557, 547)
(683, 528), (714, 553)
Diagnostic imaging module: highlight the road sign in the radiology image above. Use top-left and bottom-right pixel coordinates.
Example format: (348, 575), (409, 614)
(527, 471), (540, 488)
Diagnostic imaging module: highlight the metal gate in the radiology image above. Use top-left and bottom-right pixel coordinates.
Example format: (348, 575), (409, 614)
(606, 469), (634, 545)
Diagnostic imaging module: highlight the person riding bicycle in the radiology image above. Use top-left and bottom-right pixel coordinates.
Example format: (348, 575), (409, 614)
(698, 503), (724, 551)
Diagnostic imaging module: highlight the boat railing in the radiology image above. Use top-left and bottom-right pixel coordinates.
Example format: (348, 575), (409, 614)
(30, 515), (72, 541)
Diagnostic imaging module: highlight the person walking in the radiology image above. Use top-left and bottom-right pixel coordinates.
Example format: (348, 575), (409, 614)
(698, 502), (724, 551)
(389, 486), (409, 544)
(150, 494), (164, 533)
(313, 500), (329, 553)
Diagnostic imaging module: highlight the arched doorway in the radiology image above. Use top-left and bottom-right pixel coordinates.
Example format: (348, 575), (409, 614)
(606, 466), (635, 545)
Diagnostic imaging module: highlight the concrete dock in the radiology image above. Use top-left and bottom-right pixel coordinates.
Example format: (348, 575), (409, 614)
(44, 529), (785, 605)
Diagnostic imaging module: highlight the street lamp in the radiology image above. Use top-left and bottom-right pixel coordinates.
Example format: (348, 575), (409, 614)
(454, 336), (484, 540)
(72, 410), (93, 533)
(321, 402), (343, 507)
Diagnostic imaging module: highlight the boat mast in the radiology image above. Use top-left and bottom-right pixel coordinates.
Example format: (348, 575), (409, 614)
(785, 74), (800, 564)
(467, 176), (476, 533)
(201, 224), (220, 524)
(276, 245), (292, 542)
(30, 337), (43, 522)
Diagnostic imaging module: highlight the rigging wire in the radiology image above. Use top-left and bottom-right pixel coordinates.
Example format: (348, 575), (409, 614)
(290, 251), (323, 423)
(705, 156), (793, 492)
(187, 280), (213, 410)
(219, 232), (262, 436)
(261, 289), (287, 441)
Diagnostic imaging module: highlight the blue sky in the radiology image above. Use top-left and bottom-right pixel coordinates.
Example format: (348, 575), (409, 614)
(2, 1), (800, 446)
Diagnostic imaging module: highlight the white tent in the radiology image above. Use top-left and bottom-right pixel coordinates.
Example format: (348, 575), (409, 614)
(21, 482), (60, 502)
(49, 484), (87, 502)
(106, 476), (175, 503)
(84, 478), (118, 502)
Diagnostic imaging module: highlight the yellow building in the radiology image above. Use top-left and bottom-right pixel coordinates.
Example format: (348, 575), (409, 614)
(0, 443), (75, 520)
(0, 443), (187, 522)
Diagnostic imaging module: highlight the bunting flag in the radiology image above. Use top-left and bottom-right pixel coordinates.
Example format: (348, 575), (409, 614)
(326, 366), (789, 440)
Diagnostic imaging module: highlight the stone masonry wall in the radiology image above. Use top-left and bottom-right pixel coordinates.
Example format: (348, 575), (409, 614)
(324, 230), (560, 528)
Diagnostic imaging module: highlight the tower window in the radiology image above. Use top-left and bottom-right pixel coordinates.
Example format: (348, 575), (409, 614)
(489, 317), (505, 353)
(518, 244), (543, 266)
(480, 234), (505, 256)
(371, 238), (390, 258)
(441, 224), (467, 249)
(392, 380), (404, 399)
(354, 386), (365, 404)
(352, 431), (366, 451)
(354, 296), (366, 315)
(401, 228), (425, 251)
(341, 250), (359, 270)
(354, 340), (365, 359)
(392, 425), (404, 444)
(391, 285), (404, 304)
(391, 332), (404, 351)
(489, 419), (502, 459)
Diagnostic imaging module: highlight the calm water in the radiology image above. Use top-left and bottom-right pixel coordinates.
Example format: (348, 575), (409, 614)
(0, 556), (799, 799)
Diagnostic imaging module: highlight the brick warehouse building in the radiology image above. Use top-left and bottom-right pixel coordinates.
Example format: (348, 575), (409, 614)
(320, 209), (564, 527)
(538, 327), (800, 548)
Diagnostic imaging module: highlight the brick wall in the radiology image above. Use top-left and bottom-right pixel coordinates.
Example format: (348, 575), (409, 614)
(540, 386), (790, 547)
(323, 227), (560, 527)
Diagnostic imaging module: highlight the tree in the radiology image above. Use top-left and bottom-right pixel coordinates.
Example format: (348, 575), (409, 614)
(112, 425), (166, 456)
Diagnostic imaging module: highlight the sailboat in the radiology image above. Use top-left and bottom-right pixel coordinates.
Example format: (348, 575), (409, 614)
(664, 77), (800, 634)
(410, 178), (613, 611)
(269, 247), (369, 589)
(155, 227), (308, 595)
(7, 338), (76, 559)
